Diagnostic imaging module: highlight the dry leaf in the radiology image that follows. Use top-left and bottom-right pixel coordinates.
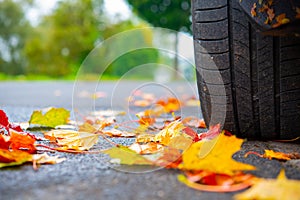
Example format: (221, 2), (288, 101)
(234, 170), (300, 200)
(273, 13), (290, 28)
(251, 3), (257, 17)
(154, 120), (185, 145)
(129, 142), (164, 154)
(245, 149), (300, 161)
(180, 133), (255, 175)
(44, 130), (98, 151)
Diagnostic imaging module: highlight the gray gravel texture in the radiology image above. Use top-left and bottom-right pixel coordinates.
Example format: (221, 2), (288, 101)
(1, 82), (300, 200)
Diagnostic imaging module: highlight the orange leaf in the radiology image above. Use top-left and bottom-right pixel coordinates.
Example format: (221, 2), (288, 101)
(272, 13), (290, 28)
(251, 3), (257, 17)
(9, 130), (36, 153)
(0, 149), (32, 164)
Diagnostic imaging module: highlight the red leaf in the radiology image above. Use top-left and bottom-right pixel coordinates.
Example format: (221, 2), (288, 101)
(198, 124), (221, 140)
(0, 110), (9, 128)
(183, 127), (199, 142)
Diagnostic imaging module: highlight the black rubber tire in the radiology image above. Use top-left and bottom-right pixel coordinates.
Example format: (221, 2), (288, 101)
(192, 0), (300, 139)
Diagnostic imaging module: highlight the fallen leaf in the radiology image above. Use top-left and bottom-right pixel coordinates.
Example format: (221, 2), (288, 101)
(182, 116), (206, 128)
(137, 110), (156, 126)
(9, 130), (37, 153)
(273, 13), (290, 28)
(180, 132), (255, 175)
(168, 134), (194, 151)
(154, 120), (185, 145)
(44, 130), (98, 151)
(251, 3), (257, 17)
(0, 109), (23, 133)
(234, 170), (300, 200)
(129, 142), (164, 154)
(198, 124), (221, 141)
(29, 107), (70, 128)
(154, 147), (182, 168)
(0, 110), (9, 128)
(178, 171), (255, 192)
(0, 149), (32, 168)
(103, 146), (153, 165)
(245, 149), (300, 161)
(156, 97), (181, 113)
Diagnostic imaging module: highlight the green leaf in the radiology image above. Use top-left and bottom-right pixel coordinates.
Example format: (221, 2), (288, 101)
(29, 107), (70, 128)
(103, 146), (153, 165)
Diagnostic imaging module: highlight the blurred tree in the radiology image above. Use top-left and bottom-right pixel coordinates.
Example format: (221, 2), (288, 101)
(24, 0), (104, 77)
(0, 0), (32, 75)
(125, 0), (192, 78)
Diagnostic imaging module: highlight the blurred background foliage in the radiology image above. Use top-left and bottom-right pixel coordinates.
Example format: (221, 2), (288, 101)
(0, 0), (192, 80)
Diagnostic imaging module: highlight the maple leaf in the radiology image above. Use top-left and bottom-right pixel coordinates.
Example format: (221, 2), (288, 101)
(154, 120), (186, 145)
(180, 132), (255, 175)
(9, 130), (37, 153)
(29, 107), (70, 128)
(44, 130), (98, 151)
(0, 149), (32, 168)
(103, 146), (153, 165)
(234, 170), (300, 200)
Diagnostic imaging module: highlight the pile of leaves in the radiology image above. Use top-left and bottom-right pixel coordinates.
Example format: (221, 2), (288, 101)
(1, 95), (300, 198)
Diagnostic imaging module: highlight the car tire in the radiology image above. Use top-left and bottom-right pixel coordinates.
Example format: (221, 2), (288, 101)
(192, 0), (300, 139)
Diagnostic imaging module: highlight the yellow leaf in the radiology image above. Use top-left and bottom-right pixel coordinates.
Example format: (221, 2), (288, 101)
(44, 130), (98, 151)
(0, 149), (32, 168)
(234, 170), (300, 200)
(29, 107), (70, 128)
(264, 150), (293, 161)
(181, 133), (255, 175)
(154, 120), (185, 145)
(103, 146), (153, 165)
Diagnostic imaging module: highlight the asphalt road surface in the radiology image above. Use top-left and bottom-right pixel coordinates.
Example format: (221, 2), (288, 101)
(1, 81), (300, 200)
